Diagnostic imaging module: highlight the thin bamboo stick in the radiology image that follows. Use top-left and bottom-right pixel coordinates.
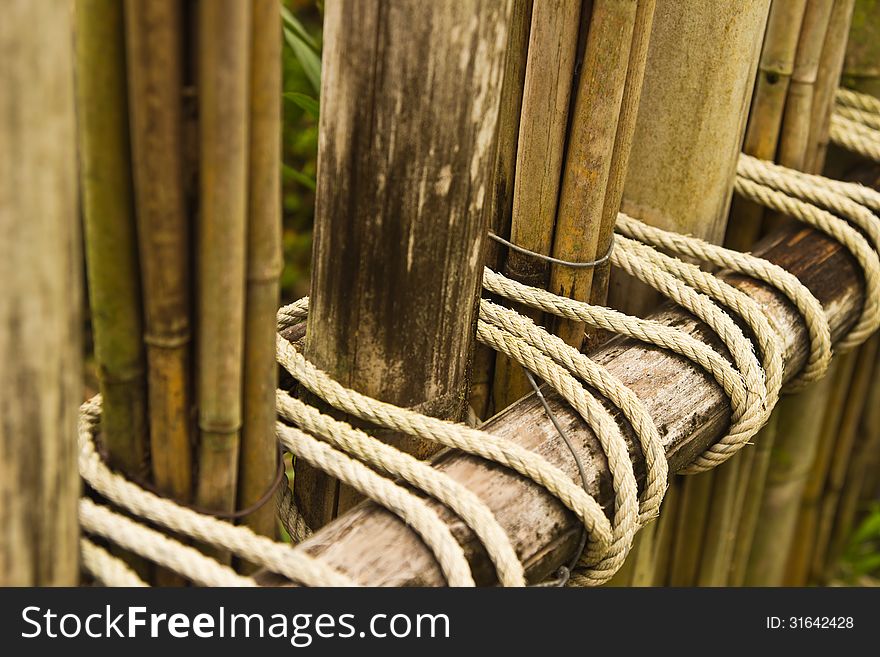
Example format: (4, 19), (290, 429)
(195, 0), (252, 529)
(125, 0), (194, 504)
(825, 348), (880, 572)
(695, 453), (744, 586)
(805, 0), (857, 171)
(75, 0), (148, 478)
(728, 415), (779, 586)
(777, 0), (835, 170)
(780, 354), (854, 584)
(469, 0), (533, 420)
(549, 0), (639, 348)
(647, 477), (680, 586)
(238, 0), (282, 544)
(743, 372), (837, 585)
(0, 0), (81, 585)
(811, 335), (879, 580)
(492, 0), (582, 409)
(667, 472), (713, 586)
(724, 0), (809, 252)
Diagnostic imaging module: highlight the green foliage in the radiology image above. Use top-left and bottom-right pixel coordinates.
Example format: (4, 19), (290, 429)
(839, 503), (880, 582)
(280, 0), (322, 301)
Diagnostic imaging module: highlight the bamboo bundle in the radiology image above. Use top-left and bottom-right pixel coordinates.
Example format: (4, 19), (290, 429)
(491, 0), (583, 409)
(781, 355), (857, 583)
(125, 0), (194, 506)
(549, 0), (639, 348)
(194, 1), (252, 527)
(75, 0), (148, 478)
(776, 0), (835, 170)
(0, 0), (81, 585)
(805, 0), (857, 171)
(743, 372), (836, 585)
(724, 0), (808, 251)
(238, 0), (282, 542)
(728, 416), (780, 585)
(469, 0), (533, 420)
(811, 335), (879, 580)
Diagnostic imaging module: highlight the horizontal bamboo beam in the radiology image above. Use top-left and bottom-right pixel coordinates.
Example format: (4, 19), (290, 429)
(285, 221), (864, 586)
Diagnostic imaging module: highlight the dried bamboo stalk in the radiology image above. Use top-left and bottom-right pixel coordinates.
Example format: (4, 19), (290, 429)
(76, 0), (148, 478)
(195, 0), (252, 530)
(492, 0), (582, 409)
(469, 0), (533, 420)
(776, 355), (855, 584)
(724, 0), (809, 251)
(696, 453), (744, 586)
(549, 0), (639, 348)
(811, 335), (879, 580)
(743, 372), (837, 585)
(125, 0), (194, 504)
(667, 471), (714, 586)
(728, 416), (779, 586)
(805, 0), (857, 171)
(840, 0), (880, 97)
(239, 0), (282, 543)
(0, 0), (81, 585)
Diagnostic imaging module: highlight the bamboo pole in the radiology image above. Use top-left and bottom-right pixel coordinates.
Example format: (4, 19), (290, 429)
(548, 0), (639, 348)
(0, 0), (81, 585)
(727, 416), (780, 585)
(194, 1), (252, 526)
(297, 0), (514, 528)
(840, 0), (880, 97)
(780, 354), (856, 584)
(125, 0), (194, 504)
(491, 0), (582, 409)
(283, 221), (863, 586)
(724, 0), (809, 252)
(743, 372), (837, 586)
(811, 335), (879, 580)
(238, 0), (282, 544)
(469, 0), (533, 420)
(75, 0), (148, 478)
(825, 348), (880, 572)
(805, 0), (857, 171)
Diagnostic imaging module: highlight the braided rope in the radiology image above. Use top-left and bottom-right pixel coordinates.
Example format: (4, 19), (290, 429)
(836, 105), (880, 131)
(830, 114), (880, 162)
(836, 87), (880, 115)
(80, 538), (149, 587)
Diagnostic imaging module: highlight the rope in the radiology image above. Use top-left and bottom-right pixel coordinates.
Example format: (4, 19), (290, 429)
(80, 538), (149, 587)
(829, 114), (880, 162)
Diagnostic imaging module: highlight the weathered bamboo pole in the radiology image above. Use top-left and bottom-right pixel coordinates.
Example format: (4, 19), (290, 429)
(289, 223), (863, 586)
(724, 0), (809, 252)
(811, 334), (879, 579)
(238, 0), (282, 542)
(194, 0), (252, 525)
(297, 0), (514, 528)
(491, 0), (582, 409)
(549, 0), (639, 348)
(0, 0), (81, 585)
(125, 0), (194, 504)
(743, 370), (838, 586)
(75, 0), (148, 478)
(469, 0), (533, 420)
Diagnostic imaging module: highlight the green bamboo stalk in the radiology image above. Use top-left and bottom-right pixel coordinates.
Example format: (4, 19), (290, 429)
(724, 0), (809, 251)
(728, 415), (779, 586)
(811, 335), (879, 581)
(238, 0), (282, 545)
(492, 0), (582, 410)
(782, 349), (857, 584)
(549, 0), (639, 348)
(195, 0), (252, 531)
(75, 0), (148, 478)
(743, 371), (836, 585)
(468, 0), (533, 420)
(125, 0), (194, 504)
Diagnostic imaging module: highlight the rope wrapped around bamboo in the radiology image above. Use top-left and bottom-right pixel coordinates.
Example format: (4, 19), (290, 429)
(78, 145), (880, 588)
